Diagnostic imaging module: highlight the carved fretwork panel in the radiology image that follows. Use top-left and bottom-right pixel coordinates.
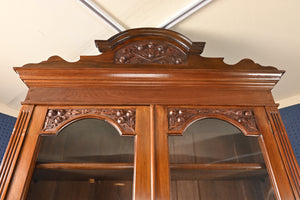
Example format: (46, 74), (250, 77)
(167, 108), (259, 134)
(42, 108), (136, 134)
(115, 40), (187, 64)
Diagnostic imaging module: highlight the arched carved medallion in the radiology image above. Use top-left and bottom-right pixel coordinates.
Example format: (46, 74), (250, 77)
(115, 40), (187, 64)
(168, 108), (258, 134)
(43, 108), (136, 134)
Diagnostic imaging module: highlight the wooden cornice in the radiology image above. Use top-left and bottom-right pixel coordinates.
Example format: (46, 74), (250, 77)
(13, 28), (284, 106)
(17, 28), (278, 70)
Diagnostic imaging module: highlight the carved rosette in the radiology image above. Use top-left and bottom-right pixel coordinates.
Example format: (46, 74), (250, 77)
(43, 108), (136, 134)
(168, 108), (258, 133)
(115, 40), (187, 64)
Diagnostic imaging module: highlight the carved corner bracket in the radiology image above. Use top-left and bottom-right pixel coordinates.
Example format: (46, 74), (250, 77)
(115, 40), (187, 64)
(167, 108), (259, 134)
(42, 108), (136, 134)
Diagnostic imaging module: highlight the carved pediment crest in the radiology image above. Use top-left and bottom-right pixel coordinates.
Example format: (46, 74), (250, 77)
(115, 40), (187, 64)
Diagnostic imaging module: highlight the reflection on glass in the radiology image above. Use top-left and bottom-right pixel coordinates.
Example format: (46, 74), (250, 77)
(27, 119), (134, 200)
(169, 118), (275, 200)
(37, 119), (134, 163)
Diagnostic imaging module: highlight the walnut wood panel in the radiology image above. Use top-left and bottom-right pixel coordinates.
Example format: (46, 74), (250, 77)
(3, 28), (299, 199)
(97, 28), (194, 52)
(266, 106), (300, 198)
(115, 40), (187, 64)
(15, 67), (283, 87)
(4, 106), (47, 200)
(16, 67), (283, 91)
(0, 105), (34, 200)
(32, 168), (134, 182)
(134, 107), (152, 200)
(42, 108), (136, 135)
(150, 105), (155, 200)
(36, 163), (134, 170)
(170, 163), (265, 170)
(254, 107), (296, 199)
(154, 106), (170, 200)
(167, 107), (259, 135)
(23, 86), (276, 106)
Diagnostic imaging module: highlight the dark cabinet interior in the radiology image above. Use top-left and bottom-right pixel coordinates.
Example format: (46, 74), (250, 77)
(169, 118), (275, 200)
(28, 117), (276, 200)
(28, 119), (134, 200)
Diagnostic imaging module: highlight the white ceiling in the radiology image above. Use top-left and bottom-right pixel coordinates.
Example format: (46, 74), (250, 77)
(1, 0), (300, 117)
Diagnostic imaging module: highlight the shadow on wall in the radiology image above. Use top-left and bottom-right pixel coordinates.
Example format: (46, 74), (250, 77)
(0, 113), (16, 161)
(279, 104), (300, 165)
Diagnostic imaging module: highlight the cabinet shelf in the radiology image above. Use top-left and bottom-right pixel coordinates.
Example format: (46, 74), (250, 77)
(33, 163), (134, 181)
(170, 163), (268, 180)
(36, 162), (134, 170)
(170, 163), (265, 170)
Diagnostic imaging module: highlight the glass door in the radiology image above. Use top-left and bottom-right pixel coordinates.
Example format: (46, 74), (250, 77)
(168, 118), (275, 200)
(27, 118), (135, 200)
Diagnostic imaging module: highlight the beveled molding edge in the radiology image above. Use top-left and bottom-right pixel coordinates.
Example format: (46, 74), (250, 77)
(42, 108), (136, 135)
(266, 107), (300, 198)
(167, 107), (259, 135)
(0, 105), (34, 200)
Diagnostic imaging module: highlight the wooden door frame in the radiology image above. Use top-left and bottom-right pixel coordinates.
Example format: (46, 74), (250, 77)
(154, 105), (297, 200)
(1, 106), (153, 200)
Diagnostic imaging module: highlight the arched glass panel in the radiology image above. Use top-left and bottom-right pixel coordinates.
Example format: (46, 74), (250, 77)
(27, 119), (134, 200)
(169, 118), (275, 200)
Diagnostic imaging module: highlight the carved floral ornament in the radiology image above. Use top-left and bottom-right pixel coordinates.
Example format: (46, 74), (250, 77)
(115, 40), (187, 64)
(168, 108), (259, 134)
(43, 108), (136, 134)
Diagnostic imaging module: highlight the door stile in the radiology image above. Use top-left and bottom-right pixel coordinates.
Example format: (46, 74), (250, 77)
(150, 105), (156, 200)
(3, 106), (47, 200)
(134, 106), (152, 200)
(154, 106), (171, 200)
(0, 105), (34, 200)
(253, 107), (295, 200)
(265, 106), (300, 199)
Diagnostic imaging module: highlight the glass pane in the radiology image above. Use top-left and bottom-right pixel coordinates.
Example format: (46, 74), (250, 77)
(28, 119), (134, 200)
(169, 118), (275, 200)
(37, 119), (134, 163)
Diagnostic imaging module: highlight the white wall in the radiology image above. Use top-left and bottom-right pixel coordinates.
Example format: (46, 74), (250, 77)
(278, 94), (300, 109)
(0, 103), (19, 117)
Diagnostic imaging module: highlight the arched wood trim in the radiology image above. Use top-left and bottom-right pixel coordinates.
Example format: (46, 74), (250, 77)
(167, 107), (260, 136)
(97, 28), (194, 53)
(41, 108), (136, 136)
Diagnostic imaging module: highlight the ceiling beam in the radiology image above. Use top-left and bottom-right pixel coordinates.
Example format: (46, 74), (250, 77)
(79, 0), (126, 32)
(157, 0), (212, 29)
(79, 0), (212, 32)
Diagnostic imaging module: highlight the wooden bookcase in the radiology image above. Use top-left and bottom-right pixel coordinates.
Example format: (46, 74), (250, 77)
(0, 28), (299, 199)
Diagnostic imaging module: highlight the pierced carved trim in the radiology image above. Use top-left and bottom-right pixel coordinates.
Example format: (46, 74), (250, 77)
(115, 40), (187, 64)
(43, 108), (136, 134)
(168, 108), (258, 133)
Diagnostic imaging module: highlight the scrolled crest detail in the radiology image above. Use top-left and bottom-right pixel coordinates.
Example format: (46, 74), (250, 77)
(43, 108), (136, 134)
(115, 40), (187, 64)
